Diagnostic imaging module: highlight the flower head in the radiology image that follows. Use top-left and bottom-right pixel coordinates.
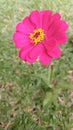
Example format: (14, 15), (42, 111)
(13, 10), (68, 65)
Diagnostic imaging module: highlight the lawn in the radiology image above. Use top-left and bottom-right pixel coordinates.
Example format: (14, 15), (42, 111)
(0, 0), (73, 130)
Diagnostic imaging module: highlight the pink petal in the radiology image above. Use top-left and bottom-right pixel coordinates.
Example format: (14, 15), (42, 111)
(40, 10), (52, 30)
(46, 19), (61, 38)
(28, 44), (42, 59)
(48, 20), (68, 36)
(59, 20), (68, 31)
(43, 39), (57, 52)
(14, 39), (30, 48)
(46, 20), (68, 44)
(30, 10), (40, 28)
(47, 14), (58, 31)
(16, 17), (35, 34)
(43, 39), (62, 58)
(13, 32), (28, 40)
(19, 45), (34, 63)
(48, 47), (62, 59)
(19, 44), (42, 64)
(40, 46), (52, 66)
(25, 55), (36, 64)
(53, 13), (61, 20)
(13, 32), (30, 48)
(46, 13), (68, 38)
(16, 22), (25, 33)
(54, 32), (68, 44)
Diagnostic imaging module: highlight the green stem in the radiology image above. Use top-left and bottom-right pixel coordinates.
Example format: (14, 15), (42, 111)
(48, 63), (54, 83)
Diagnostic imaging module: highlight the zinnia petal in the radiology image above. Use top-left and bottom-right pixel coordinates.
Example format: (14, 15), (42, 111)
(48, 47), (62, 59)
(19, 45), (34, 63)
(19, 44), (42, 64)
(13, 32), (30, 48)
(40, 10), (52, 30)
(30, 10), (40, 28)
(53, 13), (61, 20)
(43, 39), (62, 58)
(16, 17), (35, 34)
(46, 19), (68, 44)
(40, 46), (52, 66)
(43, 39), (57, 52)
(59, 20), (68, 31)
(54, 31), (68, 44)
(28, 44), (42, 59)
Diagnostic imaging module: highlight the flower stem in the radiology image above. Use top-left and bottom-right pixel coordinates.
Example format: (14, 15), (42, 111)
(48, 63), (54, 83)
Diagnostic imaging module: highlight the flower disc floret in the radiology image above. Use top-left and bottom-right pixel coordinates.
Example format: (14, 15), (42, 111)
(29, 28), (45, 44)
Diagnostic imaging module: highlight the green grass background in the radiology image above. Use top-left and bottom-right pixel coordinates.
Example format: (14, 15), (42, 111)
(0, 0), (73, 130)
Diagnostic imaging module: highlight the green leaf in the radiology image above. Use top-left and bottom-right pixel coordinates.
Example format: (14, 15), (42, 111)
(56, 82), (73, 90)
(43, 92), (52, 106)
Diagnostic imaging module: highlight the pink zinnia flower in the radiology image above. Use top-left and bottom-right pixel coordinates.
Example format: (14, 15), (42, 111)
(13, 10), (68, 65)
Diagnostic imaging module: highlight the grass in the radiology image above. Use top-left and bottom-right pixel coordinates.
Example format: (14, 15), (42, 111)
(0, 0), (73, 129)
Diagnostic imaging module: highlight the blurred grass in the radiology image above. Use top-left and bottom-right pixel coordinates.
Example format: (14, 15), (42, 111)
(0, 0), (73, 130)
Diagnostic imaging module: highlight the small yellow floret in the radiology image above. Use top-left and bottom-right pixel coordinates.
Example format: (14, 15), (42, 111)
(29, 28), (45, 44)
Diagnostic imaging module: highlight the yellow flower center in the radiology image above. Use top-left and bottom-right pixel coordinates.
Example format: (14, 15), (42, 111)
(29, 28), (45, 45)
